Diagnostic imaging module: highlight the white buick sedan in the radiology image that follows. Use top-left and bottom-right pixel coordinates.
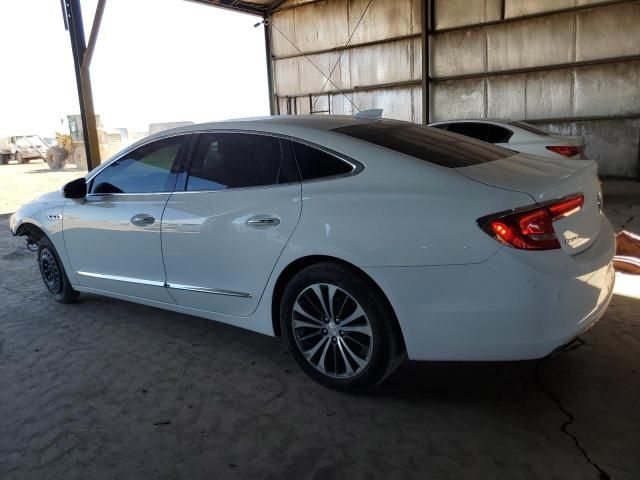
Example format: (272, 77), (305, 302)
(429, 119), (585, 159)
(10, 116), (615, 391)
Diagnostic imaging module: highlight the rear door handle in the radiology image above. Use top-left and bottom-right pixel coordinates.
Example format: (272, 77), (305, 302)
(247, 215), (280, 228)
(131, 214), (155, 227)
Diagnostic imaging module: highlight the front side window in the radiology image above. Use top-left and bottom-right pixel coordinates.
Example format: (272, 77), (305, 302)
(186, 133), (295, 191)
(91, 136), (185, 194)
(291, 142), (353, 181)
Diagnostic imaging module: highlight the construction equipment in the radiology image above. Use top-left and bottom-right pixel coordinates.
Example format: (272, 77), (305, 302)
(45, 114), (121, 170)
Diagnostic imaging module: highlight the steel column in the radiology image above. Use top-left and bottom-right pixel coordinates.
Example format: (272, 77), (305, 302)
(64, 0), (101, 171)
(263, 16), (276, 115)
(421, 0), (432, 124)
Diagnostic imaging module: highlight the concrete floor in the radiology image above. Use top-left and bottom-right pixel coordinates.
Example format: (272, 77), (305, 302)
(0, 178), (638, 479)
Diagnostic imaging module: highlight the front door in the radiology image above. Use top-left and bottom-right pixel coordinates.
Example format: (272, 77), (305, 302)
(161, 131), (302, 317)
(63, 134), (189, 302)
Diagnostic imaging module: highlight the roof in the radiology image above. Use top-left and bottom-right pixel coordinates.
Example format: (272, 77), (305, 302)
(186, 0), (285, 16)
(133, 115), (373, 149)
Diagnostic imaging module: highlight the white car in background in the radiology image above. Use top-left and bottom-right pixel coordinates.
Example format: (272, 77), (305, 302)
(429, 119), (585, 160)
(10, 116), (614, 391)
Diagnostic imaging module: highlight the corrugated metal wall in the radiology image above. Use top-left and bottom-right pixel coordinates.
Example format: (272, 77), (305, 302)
(270, 0), (423, 122)
(268, 0), (640, 177)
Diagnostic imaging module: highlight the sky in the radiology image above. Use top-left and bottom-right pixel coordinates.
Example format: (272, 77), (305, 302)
(0, 0), (269, 136)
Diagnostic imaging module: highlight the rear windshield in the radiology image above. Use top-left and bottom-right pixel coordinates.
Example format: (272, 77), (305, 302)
(508, 121), (551, 136)
(332, 120), (512, 168)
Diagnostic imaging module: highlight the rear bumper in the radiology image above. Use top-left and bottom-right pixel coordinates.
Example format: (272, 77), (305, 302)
(364, 218), (616, 361)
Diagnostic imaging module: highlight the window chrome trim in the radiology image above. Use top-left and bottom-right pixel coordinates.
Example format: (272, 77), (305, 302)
(85, 192), (173, 199)
(85, 131), (193, 184)
(86, 128), (364, 195)
(166, 282), (252, 298)
(77, 271), (165, 287)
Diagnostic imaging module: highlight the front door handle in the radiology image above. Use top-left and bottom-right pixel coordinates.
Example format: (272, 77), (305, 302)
(131, 213), (155, 227)
(247, 215), (280, 228)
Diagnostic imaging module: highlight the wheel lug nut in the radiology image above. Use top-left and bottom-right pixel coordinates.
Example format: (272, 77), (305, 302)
(331, 336), (337, 343)
(340, 330), (344, 336)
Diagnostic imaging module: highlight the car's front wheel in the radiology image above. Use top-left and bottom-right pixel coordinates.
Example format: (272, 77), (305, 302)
(280, 262), (405, 392)
(37, 237), (79, 303)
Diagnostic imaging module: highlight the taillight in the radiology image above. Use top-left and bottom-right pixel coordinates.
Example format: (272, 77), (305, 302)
(478, 193), (584, 250)
(545, 145), (582, 157)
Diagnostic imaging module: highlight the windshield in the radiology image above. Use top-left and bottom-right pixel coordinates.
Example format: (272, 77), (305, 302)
(332, 120), (512, 168)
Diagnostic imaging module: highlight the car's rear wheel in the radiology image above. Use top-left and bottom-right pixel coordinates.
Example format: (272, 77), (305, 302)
(16, 152), (28, 164)
(280, 262), (405, 392)
(0, 154), (9, 165)
(37, 237), (79, 303)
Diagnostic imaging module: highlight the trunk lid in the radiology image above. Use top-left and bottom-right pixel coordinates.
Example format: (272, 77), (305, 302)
(547, 134), (584, 146)
(458, 154), (603, 255)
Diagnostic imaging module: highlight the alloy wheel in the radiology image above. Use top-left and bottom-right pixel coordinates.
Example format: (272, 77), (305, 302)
(292, 283), (373, 378)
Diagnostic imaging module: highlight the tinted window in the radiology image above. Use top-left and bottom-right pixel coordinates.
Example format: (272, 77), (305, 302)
(332, 120), (511, 168)
(186, 133), (294, 191)
(446, 122), (490, 142)
(91, 136), (185, 194)
(487, 125), (513, 144)
(292, 142), (353, 180)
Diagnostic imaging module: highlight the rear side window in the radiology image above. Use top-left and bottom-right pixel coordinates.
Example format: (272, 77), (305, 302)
(292, 142), (353, 180)
(332, 121), (511, 168)
(186, 133), (296, 191)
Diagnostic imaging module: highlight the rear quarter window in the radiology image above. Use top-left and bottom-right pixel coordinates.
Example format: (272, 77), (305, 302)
(332, 121), (512, 168)
(292, 141), (354, 180)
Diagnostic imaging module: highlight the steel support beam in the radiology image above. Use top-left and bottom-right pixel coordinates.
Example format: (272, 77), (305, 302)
(63, 0), (101, 171)
(274, 79), (422, 99)
(421, 0), (432, 124)
(431, 0), (633, 34)
(431, 54), (640, 83)
(263, 16), (276, 115)
(186, 0), (264, 16)
(83, 0), (107, 69)
(272, 33), (422, 61)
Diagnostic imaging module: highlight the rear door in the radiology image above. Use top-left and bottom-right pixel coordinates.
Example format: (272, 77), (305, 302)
(161, 131), (302, 317)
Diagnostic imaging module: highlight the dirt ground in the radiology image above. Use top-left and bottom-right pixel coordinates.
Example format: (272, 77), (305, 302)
(0, 166), (639, 479)
(0, 160), (87, 215)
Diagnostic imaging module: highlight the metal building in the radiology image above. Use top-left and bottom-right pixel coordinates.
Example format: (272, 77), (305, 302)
(68, 0), (640, 177)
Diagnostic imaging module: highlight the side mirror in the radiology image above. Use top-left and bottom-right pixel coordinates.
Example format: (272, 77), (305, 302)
(63, 177), (87, 199)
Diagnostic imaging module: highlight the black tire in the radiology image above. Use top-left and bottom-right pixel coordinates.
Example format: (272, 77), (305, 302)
(0, 154), (9, 165)
(45, 145), (68, 170)
(16, 152), (29, 164)
(280, 262), (405, 392)
(37, 237), (79, 303)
